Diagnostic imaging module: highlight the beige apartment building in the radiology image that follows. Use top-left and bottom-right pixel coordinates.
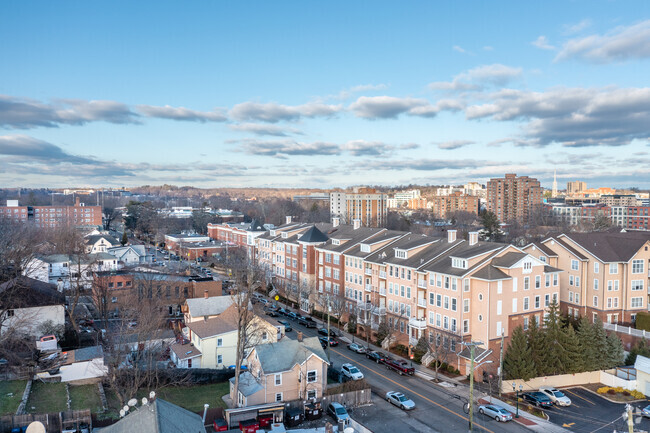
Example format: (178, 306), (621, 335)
(525, 231), (650, 324)
(487, 173), (542, 223)
(430, 191), (480, 219)
(330, 187), (387, 227)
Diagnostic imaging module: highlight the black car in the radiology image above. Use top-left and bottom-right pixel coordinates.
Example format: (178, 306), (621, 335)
(278, 308), (288, 316)
(319, 336), (339, 347)
(365, 350), (386, 363)
(287, 311), (298, 320)
(318, 327), (337, 337)
(264, 308), (278, 317)
(522, 392), (553, 408)
(298, 316), (317, 328)
(278, 320), (292, 332)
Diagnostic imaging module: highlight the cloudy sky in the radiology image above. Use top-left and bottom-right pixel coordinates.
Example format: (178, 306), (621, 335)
(1, 1), (649, 189)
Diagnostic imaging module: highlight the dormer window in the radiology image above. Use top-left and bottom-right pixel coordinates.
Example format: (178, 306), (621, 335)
(451, 258), (467, 269)
(360, 244), (370, 253)
(282, 232), (288, 239)
(332, 239), (340, 245)
(395, 249), (407, 259)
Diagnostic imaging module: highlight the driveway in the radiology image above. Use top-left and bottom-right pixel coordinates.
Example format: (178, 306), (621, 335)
(544, 387), (650, 432)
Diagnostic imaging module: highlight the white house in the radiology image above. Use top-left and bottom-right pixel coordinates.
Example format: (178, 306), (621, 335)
(26, 253), (121, 290)
(107, 244), (149, 265)
(0, 277), (65, 338)
(85, 234), (121, 254)
(35, 345), (107, 383)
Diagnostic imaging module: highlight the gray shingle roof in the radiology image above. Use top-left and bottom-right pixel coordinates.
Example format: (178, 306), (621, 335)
(561, 232), (650, 263)
(185, 296), (234, 318)
(525, 241), (557, 257)
(254, 336), (327, 374)
(0, 276), (65, 309)
(229, 371), (264, 397)
(85, 234), (120, 246)
(471, 265), (511, 281)
(99, 398), (206, 433)
(298, 226), (329, 243)
(546, 237), (588, 260)
(491, 252), (527, 268)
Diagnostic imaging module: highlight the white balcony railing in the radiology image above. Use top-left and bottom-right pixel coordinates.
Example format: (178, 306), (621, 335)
(417, 298), (426, 308)
(379, 270), (387, 278)
(417, 280), (427, 289)
(408, 317), (427, 329)
(373, 307), (386, 316)
(357, 300), (372, 311)
(365, 284), (372, 292)
(379, 287), (386, 295)
(409, 337), (418, 347)
(365, 268), (372, 276)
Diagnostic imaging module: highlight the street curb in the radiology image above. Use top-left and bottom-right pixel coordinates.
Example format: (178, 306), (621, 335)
(575, 385), (646, 404)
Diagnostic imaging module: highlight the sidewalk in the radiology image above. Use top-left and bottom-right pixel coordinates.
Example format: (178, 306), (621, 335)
(477, 397), (570, 433)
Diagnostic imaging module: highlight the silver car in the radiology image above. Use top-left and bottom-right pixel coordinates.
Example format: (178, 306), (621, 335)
(539, 386), (571, 406)
(478, 405), (513, 422)
(385, 391), (416, 410)
(327, 402), (350, 424)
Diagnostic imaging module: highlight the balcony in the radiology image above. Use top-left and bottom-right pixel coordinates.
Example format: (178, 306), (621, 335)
(417, 298), (427, 308)
(379, 270), (387, 279)
(365, 284), (372, 292)
(371, 323), (379, 331)
(379, 287), (386, 296)
(408, 317), (427, 330)
(357, 300), (373, 311)
(417, 280), (427, 289)
(409, 337), (418, 347)
(373, 307), (386, 316)
(365, 268), (372, 276)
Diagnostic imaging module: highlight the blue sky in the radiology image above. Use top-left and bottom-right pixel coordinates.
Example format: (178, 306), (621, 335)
(1, 0), (649, 189)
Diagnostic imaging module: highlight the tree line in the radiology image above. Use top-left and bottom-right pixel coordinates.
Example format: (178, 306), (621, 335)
(503, 301), (624, 381)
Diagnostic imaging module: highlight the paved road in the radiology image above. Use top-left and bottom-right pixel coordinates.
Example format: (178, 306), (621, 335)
(280, 314), (530, 433)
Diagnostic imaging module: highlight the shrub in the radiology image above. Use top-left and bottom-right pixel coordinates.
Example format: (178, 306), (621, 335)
(607, 389), (616, 395)
(623, 391), (631, 396)
(632, 390), (645, 399)
(597, 387), (609, 394)
(447, 364), (456, 373)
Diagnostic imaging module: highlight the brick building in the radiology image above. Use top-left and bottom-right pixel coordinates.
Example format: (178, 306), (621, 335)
(0, 198), (102, 228)
(430, 191), (480, 219)
(486, 174), (542, 224)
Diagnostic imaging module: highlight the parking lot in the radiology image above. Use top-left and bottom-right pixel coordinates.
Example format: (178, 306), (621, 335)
(545, 387), (650, 432)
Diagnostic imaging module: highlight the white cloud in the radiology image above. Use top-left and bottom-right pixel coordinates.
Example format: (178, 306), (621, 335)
(436, 140), (474, 150)
(429, 64), (522, 92)
(532, 35), (556, 50)
(555, 20), (650, 63)
(349, 96), (463, 119)
(563, 19), (592, 35)
(137, 105), (227, 122)
(229, 123), (302, 137)
(453, 45), (467, 54)
(230, 101), (342, 123)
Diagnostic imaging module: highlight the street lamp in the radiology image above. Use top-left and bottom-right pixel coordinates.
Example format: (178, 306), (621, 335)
(511, 382), (523, 418)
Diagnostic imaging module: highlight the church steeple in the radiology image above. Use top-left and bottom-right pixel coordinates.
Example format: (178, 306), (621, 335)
(552, 170), (558, 198)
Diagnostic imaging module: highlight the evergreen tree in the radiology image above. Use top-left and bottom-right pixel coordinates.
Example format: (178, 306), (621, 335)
(563, 324), (585, 373)
(605, 332), (624, 368)
(526, 316), (546, 376)
(542, 301), (569, 375)
(626, 339), (650, 366)
(576, 317), (598, 371)
(592, 319), (610, 370)
(121, 231), (128, 246)
(503, 326), (536, 381)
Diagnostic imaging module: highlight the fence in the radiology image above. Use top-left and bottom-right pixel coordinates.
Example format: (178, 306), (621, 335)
(503, 369), (636, 394)
(322, 388), (372, 408)
(604, 323), (648, 338)
(0, 409), (91, 433)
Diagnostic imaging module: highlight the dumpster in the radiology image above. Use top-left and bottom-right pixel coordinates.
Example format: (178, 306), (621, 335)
(285, 408), (304, 427)
(305, 402), (322, 420)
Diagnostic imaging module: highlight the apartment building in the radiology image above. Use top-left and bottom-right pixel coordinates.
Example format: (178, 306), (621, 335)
(207, 220), (266, 259)
(486, 174), (542, 223)
(430, 191), (480, 219)
(0, 198), (102, 228)
(527, 231), (650, 324)
(567, 181), (587, 195)
(329, 187), (387, 227)
(600, 195), (640, 207)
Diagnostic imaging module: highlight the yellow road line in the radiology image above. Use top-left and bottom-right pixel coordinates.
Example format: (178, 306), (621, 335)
(565, 389), (596, 406)
(332, 348), (497, 433)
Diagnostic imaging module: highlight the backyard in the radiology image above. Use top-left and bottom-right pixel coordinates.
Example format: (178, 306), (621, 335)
(26, 382), (67, 414)
(0, 380), (27, 416)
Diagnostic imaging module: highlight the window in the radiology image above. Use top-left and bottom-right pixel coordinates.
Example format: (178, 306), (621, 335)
(545, 275), (550, 288)
(632, 280), (644, 291)
(575, 293), (580, 304)
(608, 280), (619, 291)
(632, 297), (643, 308)
(609, 263), (618, 274)
(307, 390), (317, 400)
(463, 319), (469, 333)
(497, 300), (502, 315)
(569, 275), (574, 286)
(524, 277), (530, 290)
(400, 321), (405, 333)
(569, 291), (574, 302)
(594, 279), (599, 291)
(523, 297), (529, 311)
(632, 260), (644, 274)
(593, 296), (598, 307)
(275, 373), (282, 385)
(429, 312), (435, 324)
(436, 274), (442, 287)
(443, 316), (449, 329)
(217, 338), (223, 347)
(544, 294), (550, 307)
(436, 314), (441, 327)
(444, 277), (450, 289)
(571, 259), (579, 271)
(275, 393), (283, 402)
(451, 318), (457, 332)
(217, 354), (222, 364)
(534, 296), (540, 309)
(307, 370), (317, 383)
(535, 276), (541, 289)
(111, 296), (117, 303)
(444, 296), (449, 310)
(463, 299), (469, 313)
(463, 279), (470, 292)
(478, 293), (483, 301)
(451, 278), (457, 291)
(400, 285), (405, 297)
(553, 274), (558, 286)
(262, 332), (268, 341)
(389, 282), (393, 294)
(512, 298), (517, 313)
(523, 262), (532, 271)
(436, 294), (442, 307)
(451, 298), (457, 311)
(594, 262), (600, 273)
(429, 293), (435, 305)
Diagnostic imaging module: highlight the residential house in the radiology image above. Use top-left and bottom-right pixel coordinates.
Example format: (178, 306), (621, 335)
(107, 244), (149, 265)
(99, 398), (207, 433)
(85, 234), (121, 253)
(171, 304), (278, 369)
(0, 276), (65, 337)
(35, 345), (107, 384)
(27, 253), (120, 290)
(183, 294), (235, 323)
(230, 335), (328, 407)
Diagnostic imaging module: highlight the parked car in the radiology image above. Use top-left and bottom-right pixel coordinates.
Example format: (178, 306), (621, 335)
(278, 320), (292, 332)
(642, 404), (650, 418)
(539, 386), (571, 406)
(326, 402), (350, 425)
(522, 392), (553, 408)
(383, 358), (415, 376)
(365, 350), (385, 363)
(278, 308), (288, 316)
(258, 298), (269, 305)
(298, 316), (317, 328)
(264, 308), (278, 317)
(478, 405), (513, 422)
(385, 391), (416, 410)
(287, 311), (298, 320)
(318, 327), (337, 337)
(319, 336), (339, 347)
(341, 363), (364, 381)
(347, 343), (366, 354)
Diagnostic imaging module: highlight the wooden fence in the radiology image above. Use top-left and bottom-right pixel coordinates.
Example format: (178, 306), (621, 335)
(0, 409), (91, 433)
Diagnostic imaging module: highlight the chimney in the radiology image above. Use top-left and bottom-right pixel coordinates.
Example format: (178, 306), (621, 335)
(469, 232), (479, 246)
(448, 230), (457, 243)
(332, 217), (340, 228)
(204, 289), (209, 299)
(75, 197), (80, 206)
(286, 216), (292, 224)
(297, 331), (303, 342)
(353, 219), (361, 230)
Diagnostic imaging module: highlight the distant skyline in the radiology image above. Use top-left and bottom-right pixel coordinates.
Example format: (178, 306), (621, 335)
(1, 1), (649, 189)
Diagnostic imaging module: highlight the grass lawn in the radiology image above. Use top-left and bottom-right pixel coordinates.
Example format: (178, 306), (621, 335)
(26, 381), (67, 414)
(99, 388), (123, 420)
(69, 384), (103, 412)
(0, 380), (28, 415)
(137, 382), (231, 412)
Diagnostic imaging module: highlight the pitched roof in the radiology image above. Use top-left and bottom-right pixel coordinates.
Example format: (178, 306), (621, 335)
(99, 398), (206, 433)
(185, 295), (234, 318)
(229, 371), (264, 397)
(471, 265), (511, 281)
(491, 252), (527, 268)
(185, 304), (239, 339)
(525, 241), (557, 257)
(248, 219), (266, 232)
(254, 336), (328, 374)
(66, 345), (104, 363)
(0, 276), (65, 309)
(170, 342), (202, 360)
(85, 234), (120, 246)
(561, 232), (650, 263)
(546, 237), (588, 260)
(298, 225), (329, 243)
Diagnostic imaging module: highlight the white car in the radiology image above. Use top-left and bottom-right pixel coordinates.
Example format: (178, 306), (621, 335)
(347, 343), (366, 354)
(385, 391), (415, 410)
(478, 405), (513, 422)
(539, 386), (571, 406)
(341, 363), (364, 381)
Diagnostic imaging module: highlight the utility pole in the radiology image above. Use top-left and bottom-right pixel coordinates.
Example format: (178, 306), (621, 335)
(468, 344), (475, 433)
(626, 403), (634, 433)
(326, 295), (331, 361)
(498, 329), (504, 397)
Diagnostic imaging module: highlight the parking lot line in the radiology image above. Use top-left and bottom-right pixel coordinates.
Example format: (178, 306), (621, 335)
(333, 349), (498, 433)
(565, 389), (596, 406)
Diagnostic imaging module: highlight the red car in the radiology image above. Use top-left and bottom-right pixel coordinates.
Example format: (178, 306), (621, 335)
(383, 358), (415, 376)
